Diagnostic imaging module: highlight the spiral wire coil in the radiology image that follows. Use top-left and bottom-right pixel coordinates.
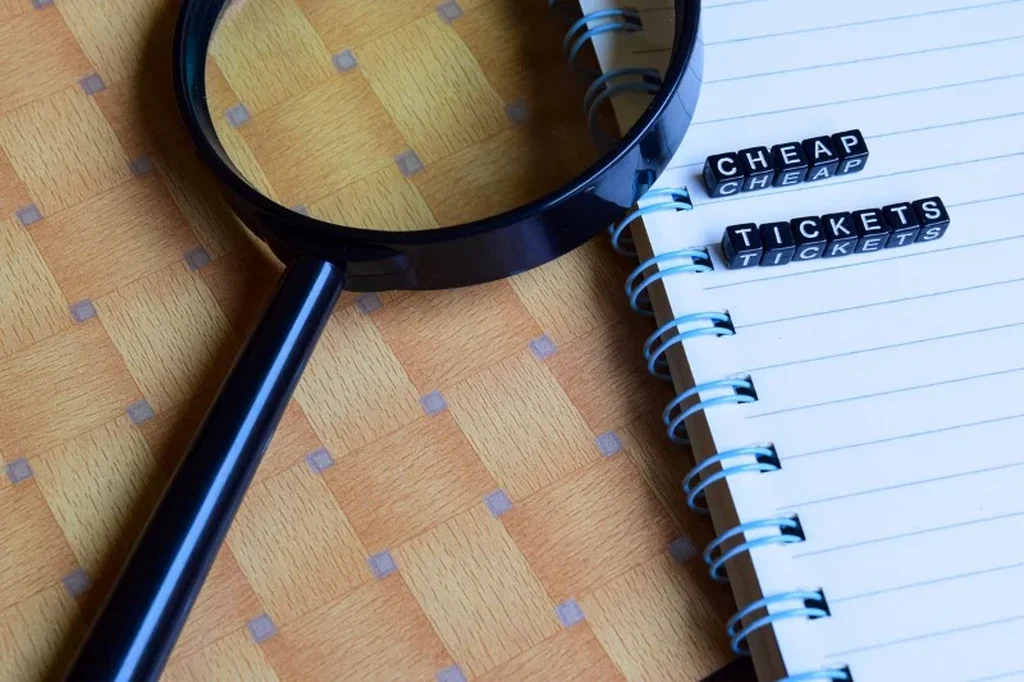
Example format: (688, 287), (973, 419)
(553, 3), (851, 679)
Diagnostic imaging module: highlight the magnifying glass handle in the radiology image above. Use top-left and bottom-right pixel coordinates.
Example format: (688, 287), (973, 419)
(63, 252), (345, 682)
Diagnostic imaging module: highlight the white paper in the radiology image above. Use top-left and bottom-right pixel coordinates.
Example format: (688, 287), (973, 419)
(589, 1), (1024, 680)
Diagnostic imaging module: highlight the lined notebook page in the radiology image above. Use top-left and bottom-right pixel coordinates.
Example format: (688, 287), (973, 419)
(594, 1), (1024, 680)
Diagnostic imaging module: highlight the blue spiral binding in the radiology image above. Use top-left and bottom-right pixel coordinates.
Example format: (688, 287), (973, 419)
(609, 187), (693, 257)
(703, 516), (804, 583)
(726, 590), (830, 656)
(625, 248), (712, 315)
(643, 311), (734, 380)
(662, 377), (757, 445)
(562, 8), (643, 72)
(682, 445), (779, 513)
(558, 4), (852, 679)
(550, 3), (666, 147)
(583, 66), (662, 145)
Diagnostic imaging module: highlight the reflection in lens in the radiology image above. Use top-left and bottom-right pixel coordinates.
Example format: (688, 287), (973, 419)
(205, 0), (671, 232)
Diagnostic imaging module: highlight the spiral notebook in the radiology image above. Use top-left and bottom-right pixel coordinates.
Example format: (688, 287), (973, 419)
(580, 0), (1024, 680)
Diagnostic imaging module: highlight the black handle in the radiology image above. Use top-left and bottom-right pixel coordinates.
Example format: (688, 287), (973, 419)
(63, 253), (345, 682)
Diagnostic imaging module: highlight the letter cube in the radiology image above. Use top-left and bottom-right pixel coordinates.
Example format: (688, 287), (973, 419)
(822, 212), (858, 258)
(722, 223), (763, 269)
(832, 129), (869, 175)
(852, 208), (891, 253)
(759, 222), (796, 266)
(882, 202), (920, 248)
(802, 136), (840, 182)
(771, 142), (809, 187)
(738, 146), (775, 192)
(913, 197), (951, 242)
(791, 216), (826, 261)
(703, 152), (745, 198)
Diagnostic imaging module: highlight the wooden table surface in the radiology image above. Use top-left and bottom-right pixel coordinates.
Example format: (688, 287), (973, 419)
(0, 1), (734, 680)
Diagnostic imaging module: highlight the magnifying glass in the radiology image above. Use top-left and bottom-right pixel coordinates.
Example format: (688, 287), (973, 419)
(63, 1), (702, 679)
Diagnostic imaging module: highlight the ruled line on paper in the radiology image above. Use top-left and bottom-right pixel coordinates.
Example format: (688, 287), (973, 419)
(684, 72), (1024, 128)
(781, 413), (1024, 462)
(638, 33), (1024, 77)
(740, 321), (1024, 374)
(827, 613), (1024, 658)
(670, 111), (1024, 170)
(690, 151), (1024, 210)
(783, 460), (1024, 510)
(633, 1), (1024, 53)
(702, 0), (1023, 47)
(700, 0), (773, 10)
(630, 0), (1024, 53)
(792, 509), (1024, 559)
(830, 561), (1024, 605)
(963, 668), (1024, 682)
(735, 276), (1024, 330)
(713, 35), (1024, 84)
(612, 0), (1024, 671)
(748, 366), (1024, 420)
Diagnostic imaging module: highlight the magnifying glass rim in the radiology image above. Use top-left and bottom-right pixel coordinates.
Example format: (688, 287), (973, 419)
(172, 0), (700, 246)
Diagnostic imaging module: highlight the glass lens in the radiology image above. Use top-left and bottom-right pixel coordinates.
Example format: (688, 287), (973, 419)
(204, 0), (672, 231)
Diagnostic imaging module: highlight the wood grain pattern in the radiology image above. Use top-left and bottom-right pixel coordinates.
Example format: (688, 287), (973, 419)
(549, 319), (670, 433)
(583, 556), (736, 682)
(0, 585), (81, 682)
(55, 0), (170, 83)
(310, 164), (439, 232)
(210, 0), (335, 115)
(509, 240), (633, 347)
(503, 454), (680, 602)
(0, 8), (93, 116)
(395, 505), (561, 676)
(477, 624), (626, 682)
(448, 350), (598, 499)
(0, 479), (78, 614)
(0, 146), (31, 219)
(0, 322), (141, 457)
(163, 629), (281, 682)
(373, 280), (540, 392)
(32, 415), (163, 576)
(170, 547), (264, 663)
(261, 576), (453, 682)
(0, 87), (131, 215)
(96, 263), (234, 412)
(237, 69), (407, 208)
(31, 174), (200, 301)
(324, 411), (496, 552)
(0, 2), (733, 680)
(228, 464), (370, 625)
(358, 13), (509, 165)
(0, 217), (69, 358)
(295, 305), (422, 457)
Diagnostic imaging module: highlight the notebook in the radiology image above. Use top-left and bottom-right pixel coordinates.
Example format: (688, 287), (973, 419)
(576, 0), (1024, 680)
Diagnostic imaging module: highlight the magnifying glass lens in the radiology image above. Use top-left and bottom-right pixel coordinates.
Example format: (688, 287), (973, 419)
(204, 0), (653, 231)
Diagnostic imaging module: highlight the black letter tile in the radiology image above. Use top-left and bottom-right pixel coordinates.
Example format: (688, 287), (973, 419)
(822, 212), (857, 258)
(832, 129), (869, 175)
(913, 197), (951, 242)
(722, 223), (763, 269)
(791, 216), (826, 261)
(738, 146), (775, 192)
(759, 222), (796, 266)
(883, 202), (920, 248)
(771, 142), (809, 187)
(852, 208), (891, 253)
(703, 152), (745, 198)
(802, 136), (840, 182)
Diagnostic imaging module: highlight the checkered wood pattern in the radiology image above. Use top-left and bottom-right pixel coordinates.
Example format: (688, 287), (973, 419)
(0, 1), (734, 680)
